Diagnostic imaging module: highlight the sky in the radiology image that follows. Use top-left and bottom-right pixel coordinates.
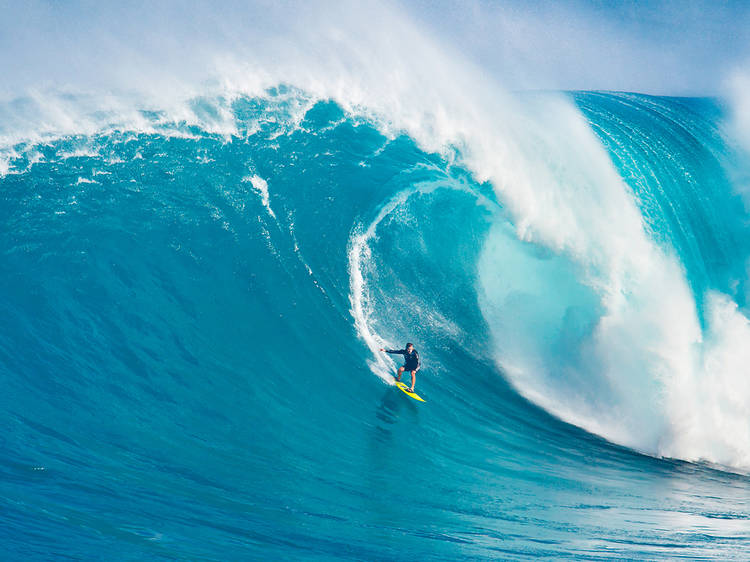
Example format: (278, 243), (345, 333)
(401, 0), (750, 95)
(0, 0), (749, 98)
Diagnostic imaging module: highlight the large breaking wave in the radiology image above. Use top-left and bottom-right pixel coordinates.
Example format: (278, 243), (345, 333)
(3, 83), (750, 558)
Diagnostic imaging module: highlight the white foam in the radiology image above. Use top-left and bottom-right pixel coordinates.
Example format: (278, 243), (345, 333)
(244, 174), (276, 219)
(660, 293), (750, 468)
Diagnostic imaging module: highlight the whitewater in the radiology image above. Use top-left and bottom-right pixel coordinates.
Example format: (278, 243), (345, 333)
(3, 2), (750, 559)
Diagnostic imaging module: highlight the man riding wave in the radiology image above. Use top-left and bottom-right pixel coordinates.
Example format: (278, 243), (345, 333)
(379, 343), (420, 393)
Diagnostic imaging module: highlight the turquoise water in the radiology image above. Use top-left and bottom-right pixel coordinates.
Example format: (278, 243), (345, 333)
(2, 89), (750, 559)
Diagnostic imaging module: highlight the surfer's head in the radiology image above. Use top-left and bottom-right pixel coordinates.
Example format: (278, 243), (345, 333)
(406, 343), (413, 351)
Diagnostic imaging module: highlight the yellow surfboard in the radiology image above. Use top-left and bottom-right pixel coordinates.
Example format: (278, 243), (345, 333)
(395, 381), (425, 402)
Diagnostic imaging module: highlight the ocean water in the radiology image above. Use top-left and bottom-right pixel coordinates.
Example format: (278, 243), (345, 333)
(2, 87), (750, 560)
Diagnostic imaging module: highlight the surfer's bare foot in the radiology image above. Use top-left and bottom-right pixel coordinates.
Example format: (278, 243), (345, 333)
(408, 388), (415, 393)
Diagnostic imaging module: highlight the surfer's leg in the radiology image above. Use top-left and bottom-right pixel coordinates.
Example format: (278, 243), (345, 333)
(409, 370), (416, 392)
(396, 366), (404, 381)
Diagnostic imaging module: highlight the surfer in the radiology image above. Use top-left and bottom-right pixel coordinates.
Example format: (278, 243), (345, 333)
(379, 343), (420, 392)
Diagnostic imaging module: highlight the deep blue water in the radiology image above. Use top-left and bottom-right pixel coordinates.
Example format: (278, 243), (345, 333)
(2, 89), (750, 559)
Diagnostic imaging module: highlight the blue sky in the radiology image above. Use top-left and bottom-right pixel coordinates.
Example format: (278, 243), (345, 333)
(401, 0), (750, 95)
(1, 0), (749, 97)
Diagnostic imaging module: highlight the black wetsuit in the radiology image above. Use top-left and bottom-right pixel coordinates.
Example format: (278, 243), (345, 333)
(385, 348), (420, 371)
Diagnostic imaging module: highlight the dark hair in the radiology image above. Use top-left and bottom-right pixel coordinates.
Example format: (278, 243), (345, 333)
(406, 342), (413, 348)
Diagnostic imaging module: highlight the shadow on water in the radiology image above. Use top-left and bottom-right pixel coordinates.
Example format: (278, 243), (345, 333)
(376, 387), (418, 429)
(368, 387), (420, 469)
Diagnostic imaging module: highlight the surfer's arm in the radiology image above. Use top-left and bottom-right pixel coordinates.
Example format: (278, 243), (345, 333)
(382, 349), (405, 355)
(415, 351), (420, 371)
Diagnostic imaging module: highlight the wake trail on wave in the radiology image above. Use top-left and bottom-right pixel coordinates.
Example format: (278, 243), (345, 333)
(347, 176), (498, 384)
(348, 185), (431, 383)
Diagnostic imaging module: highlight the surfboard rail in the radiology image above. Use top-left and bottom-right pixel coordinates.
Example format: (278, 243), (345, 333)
(395, 381), (425, 402)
